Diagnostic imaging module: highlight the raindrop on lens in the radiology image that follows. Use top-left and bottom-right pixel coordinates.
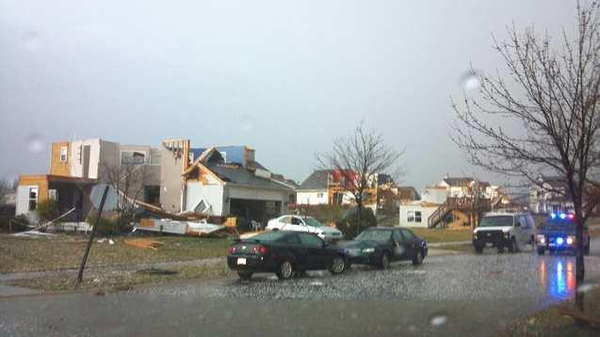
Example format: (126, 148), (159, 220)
(429, 314), (448, 327)
(577, 283), (595, 293)
(25, 134), (44, 153)
(460, 71), (481, 91)
(239, 114), (255, 132)
(22, 30), (40, 51)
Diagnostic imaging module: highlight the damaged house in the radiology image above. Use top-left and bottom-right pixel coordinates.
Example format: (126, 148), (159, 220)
(160, 139), (295, 228)
(15, 138), (161, 223)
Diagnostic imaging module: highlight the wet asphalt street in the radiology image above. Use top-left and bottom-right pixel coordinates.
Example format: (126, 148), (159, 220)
(2, 240), (600, 337)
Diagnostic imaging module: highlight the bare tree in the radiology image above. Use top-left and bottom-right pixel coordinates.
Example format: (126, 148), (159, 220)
(452, 1), (600, 312)
(316, 122), (404, 235)
(0, 179), (12, 205)
(100, 162), (150, 232)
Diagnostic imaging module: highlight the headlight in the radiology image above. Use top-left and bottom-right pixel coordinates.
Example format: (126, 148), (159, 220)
(362, 248), (375, 254)
(536, 234), (546, 244)
(567, 236), (575, 245)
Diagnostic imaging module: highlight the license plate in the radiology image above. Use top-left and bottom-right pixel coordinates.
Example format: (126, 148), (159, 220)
(237, 258), (247, 265)
(485, 243), (493, 247)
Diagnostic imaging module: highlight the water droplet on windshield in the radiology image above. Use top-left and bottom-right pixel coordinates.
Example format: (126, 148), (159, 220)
(22, 30), (40, 51)
(429, 313), (448, 327)
(25, 134), (45, 153)
(239, 114), (255, 132)
(577, 282), (595, 293)
(460, 71), (481, 91)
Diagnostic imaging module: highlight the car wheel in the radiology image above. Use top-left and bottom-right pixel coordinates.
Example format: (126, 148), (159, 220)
(237, 271), (253, 280)
(537, 247), (545, 256)
(474, 245), (483, 254)
(329, 256), (346, 275)
(584, 242), (590, 255)
(379, 252), (391, 269)
(508, 238), (517, 253)
(412, 250), (423, 265)
(276, 259), (294, 280)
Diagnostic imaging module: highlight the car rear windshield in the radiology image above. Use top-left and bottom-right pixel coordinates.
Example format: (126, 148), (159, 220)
(248, 231), (287, 242)
(304, 217), (325, 228)
(355, 230), (392, 242)
(478, 216), (513, 227)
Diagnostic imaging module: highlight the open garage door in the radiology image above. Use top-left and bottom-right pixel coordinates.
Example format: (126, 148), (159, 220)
(229, 198), (281, 231)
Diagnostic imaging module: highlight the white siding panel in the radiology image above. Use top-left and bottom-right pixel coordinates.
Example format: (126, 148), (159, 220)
(16, 186), (31, 215)
(184, 182), (224, 216)
(297, 191), (328, 205)
(228, 186), (286, 202)
(399, 204), (438, 228)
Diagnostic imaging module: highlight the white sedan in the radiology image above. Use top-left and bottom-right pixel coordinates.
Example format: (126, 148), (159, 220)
(266, 215), (343, 241)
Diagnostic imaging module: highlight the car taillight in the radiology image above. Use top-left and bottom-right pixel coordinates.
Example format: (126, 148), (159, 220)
(252, 245), (269, 255)
(227, 246), (237, 254)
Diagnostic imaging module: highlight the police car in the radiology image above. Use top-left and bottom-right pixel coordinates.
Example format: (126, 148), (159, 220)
(535, 212), (591, 255)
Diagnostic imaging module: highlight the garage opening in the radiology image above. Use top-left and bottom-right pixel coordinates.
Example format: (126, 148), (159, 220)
(229, 199), (282, 231)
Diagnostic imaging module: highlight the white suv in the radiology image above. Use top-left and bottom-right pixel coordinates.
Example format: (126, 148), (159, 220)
(266, 215), (343, 241)
(472, 212), (535, 253)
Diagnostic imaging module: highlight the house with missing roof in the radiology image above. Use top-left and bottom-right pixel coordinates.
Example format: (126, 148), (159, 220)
(15, 138), (161, 222)
(159, 139), (295, 227)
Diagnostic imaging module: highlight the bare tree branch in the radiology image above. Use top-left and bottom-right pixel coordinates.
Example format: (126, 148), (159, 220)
(452, 0), (600, 312)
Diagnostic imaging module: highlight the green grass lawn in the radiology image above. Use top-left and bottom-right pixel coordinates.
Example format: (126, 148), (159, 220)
(0, 234), (232, 273)
(408, 228), (472, 243)
(12, 263), (234, 292)
(378, 215), (472, 243)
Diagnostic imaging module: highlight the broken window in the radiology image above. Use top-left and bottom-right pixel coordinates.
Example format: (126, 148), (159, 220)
(28, 187), (38, 211)
(121, 151), (146, 165)
(60, 146), (68, 162)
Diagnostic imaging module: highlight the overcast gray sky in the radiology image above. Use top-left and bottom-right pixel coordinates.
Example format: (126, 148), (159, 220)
(0, 0), (576, 190)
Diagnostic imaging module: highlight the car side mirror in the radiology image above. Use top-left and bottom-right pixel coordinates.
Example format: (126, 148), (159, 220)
(323, 241), (330, 248)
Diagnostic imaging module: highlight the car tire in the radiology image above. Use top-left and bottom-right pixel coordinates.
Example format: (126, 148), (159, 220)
(412, 250), (423, 265)
(379, 252), (391, 270)
(329, 256), (346, 275)
(584, 242), (590, 255)
(474, 245), (483, 254)
(537, 247), (545, 256)
(237, 271), (253, 280)
(508, 238), (517, 253)
(276, 259), (294, 280)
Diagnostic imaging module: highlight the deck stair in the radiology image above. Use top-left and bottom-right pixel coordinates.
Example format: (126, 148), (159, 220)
(427, 197), (490, 228)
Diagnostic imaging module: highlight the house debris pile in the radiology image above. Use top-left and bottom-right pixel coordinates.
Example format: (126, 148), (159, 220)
(133, 201), (238, 238)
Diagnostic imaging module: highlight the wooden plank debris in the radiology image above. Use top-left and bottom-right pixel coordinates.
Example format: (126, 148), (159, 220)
(124, 239), (165, 251)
